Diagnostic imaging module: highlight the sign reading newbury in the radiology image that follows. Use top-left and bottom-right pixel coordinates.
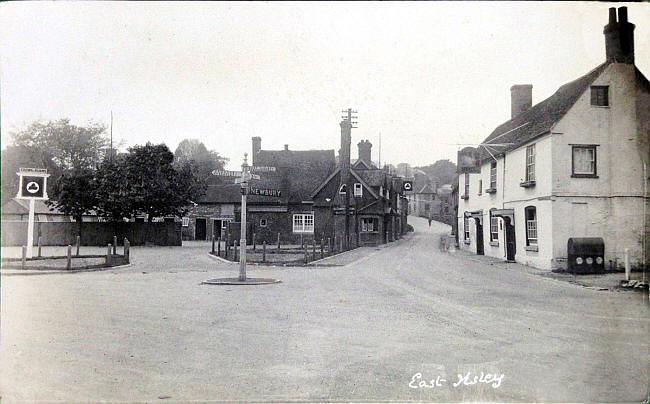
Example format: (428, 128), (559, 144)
(249, 187), (282, 197)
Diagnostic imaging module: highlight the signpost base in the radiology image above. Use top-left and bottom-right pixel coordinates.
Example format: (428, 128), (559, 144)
(201, 277), (281, 286)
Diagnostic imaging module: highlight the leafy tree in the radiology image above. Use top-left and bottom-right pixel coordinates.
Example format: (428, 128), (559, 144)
(1, 145), (60, 205)
(93, 155), (134, 222)
(125, 142), (204, 221)
(416, 159), (458, 186)
(174, 139), (228, 181)
(46, 168), (97, 235)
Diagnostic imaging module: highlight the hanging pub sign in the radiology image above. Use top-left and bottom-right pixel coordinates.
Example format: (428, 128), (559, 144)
(402, 180), (413, 192)
(17, 168), (49, 200)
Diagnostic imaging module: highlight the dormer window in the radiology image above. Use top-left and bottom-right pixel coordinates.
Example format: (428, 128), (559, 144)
(590, 86), (609, 106)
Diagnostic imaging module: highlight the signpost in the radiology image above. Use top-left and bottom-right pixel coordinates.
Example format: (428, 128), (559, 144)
(16, 168), (50, 258)
(202, 155), (280, 286)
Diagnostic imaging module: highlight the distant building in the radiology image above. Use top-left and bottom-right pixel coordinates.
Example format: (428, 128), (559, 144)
(457, 7), (649, 270)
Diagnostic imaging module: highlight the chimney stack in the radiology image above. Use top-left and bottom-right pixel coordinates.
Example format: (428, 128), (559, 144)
(251, 136), (261, 165)
(604, 7), (635, 64)
(284, 144), (289, 151)
(510, 84), (533, 118)
(357, 139), (372, 165)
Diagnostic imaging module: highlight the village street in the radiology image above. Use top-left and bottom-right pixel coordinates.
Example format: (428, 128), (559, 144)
(1, 216), (647, 403)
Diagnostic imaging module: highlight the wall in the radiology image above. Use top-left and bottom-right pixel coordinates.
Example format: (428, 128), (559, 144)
(1, 221), (182, 246)
(551, 63), (649, 268)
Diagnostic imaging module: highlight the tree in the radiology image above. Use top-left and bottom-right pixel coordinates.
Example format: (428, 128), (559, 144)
(46, 168), (97, 235)
(2, 119), (110, 205)
(416, 160), (458, 186)
(93, 155), (134, 223)
(125, 143), (204, 221)
(174, 139), (228, 181)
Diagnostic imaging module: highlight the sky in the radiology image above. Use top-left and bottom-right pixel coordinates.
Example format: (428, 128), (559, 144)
(1, 2), (649, 171)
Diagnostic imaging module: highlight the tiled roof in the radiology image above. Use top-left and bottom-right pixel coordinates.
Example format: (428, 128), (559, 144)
(479, 62), (610, 162)
(354, 169), (385, 187)
(416, 184), (436, 194)
(1, 198), (66, 215)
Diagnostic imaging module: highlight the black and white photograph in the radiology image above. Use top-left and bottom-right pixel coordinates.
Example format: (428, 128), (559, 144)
(0, 1), (648, 402)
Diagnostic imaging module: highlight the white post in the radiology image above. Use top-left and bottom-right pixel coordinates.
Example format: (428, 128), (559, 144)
(239, 154), (249, 282)
(26, 198), (35, 258)
(624, 248), (630, 281)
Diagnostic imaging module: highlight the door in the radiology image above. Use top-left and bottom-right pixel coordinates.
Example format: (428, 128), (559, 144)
(213, 219), (222, 239)
(475, 219), (484, 255)
(504, 217), (516, 261)
(195, 218), (207, 240)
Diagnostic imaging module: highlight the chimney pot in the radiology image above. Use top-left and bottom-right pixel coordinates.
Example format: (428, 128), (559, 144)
(251, 136), (261, 165)
(618, 6), (628, 23)
(510, 84), (533, 119)
(609, 7), (617, 24)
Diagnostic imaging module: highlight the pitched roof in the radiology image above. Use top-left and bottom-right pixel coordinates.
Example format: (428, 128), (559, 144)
(479, 62), (610, 162)
(354, 169), (385, 187)
(200, 149), (336, 205)
(1, 198), (66, 215)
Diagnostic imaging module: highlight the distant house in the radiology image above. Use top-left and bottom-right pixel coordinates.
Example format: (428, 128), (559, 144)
(457, 7), (649, 270)
(407, 183), (438, 218)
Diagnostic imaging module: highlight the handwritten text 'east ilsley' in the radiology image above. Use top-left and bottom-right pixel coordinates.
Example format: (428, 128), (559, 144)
(409, 372), (505, 389)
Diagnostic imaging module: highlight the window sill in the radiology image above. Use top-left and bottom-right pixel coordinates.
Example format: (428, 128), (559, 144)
(461, 195), (469, 200)
(485, 188), (497, 194)
(591, 105), (610, 108)
(525, 245), (539, 252)
(571, 174), (599, 178)
(519, 180), (536, 188)
(489, 241), (499, 247)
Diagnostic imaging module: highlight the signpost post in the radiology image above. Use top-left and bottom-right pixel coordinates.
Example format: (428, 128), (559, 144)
(202, 155), (280, 286)
(16, 168), (50, 258)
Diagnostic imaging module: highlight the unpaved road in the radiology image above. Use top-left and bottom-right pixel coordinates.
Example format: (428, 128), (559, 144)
(1, 217), (647, 402)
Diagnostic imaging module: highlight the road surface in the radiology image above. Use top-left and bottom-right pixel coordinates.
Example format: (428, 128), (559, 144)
(1, 217), (647, 402)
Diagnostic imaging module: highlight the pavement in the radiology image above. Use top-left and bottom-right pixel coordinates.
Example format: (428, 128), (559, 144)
(1, 216), (648, 402)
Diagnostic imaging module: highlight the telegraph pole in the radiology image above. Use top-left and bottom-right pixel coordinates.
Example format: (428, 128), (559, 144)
(341, 108), (357, 250)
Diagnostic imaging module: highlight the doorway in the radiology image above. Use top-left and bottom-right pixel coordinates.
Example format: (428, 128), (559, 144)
(504, 217), (516, 261)
(213, 219), (222, 239)
(195, 218), (207, 240)
(475, 218), (484, 255)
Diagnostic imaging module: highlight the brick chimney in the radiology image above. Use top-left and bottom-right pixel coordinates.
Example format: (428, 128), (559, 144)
(284, 144), (289, 151)
(510, 84), (533, 118)
(604, 7), (635, 64)
(251, 136), (261, 165)
(357, 139), (372, 165)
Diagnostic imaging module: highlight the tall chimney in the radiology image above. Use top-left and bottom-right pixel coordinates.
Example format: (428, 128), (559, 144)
(357, 139), (372, 165)
(510, 84), (533, 118)
(251, 136), (261, 165)
(604, 7), (635, 64)
(284, 144), (289, 151)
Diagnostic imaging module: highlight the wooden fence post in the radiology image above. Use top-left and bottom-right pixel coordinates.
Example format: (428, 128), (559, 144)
(253, 233), (256, 251)
(106, 244), (112, 266)
(328, 237), (332, 256)
(304, 245), (308, 264)
(277, 233), (281, 251)
(37, 236), (42, 258)
(113, 236), (117, 255)
(312, 240), (316, 260)
(321, 238), (324, 259)
(21, 246), (26, 270)
(234, 240), (238, 262)
(262, 241), (266, 263)
(217, 239), (221, 257)
(66, 245), (72, 270)
(211, 235), (215, 254)
(76, 235), (81, 256)
(124, 238), (130, 263)
(300, 234), (304, 249)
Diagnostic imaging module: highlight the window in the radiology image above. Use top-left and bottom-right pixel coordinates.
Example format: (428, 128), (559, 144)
(478, 179), (482, 195)
(526, 144), (536, 183)
(525, 206), (537, 246)
(260, 219), (267, 227)
(490, 162), (497, 189)
(360, 217), (378, 232)
(293, 213), (314, 233)
(490, 210), (498, 241)
(572, 145), (597, 177)
(182, 217), (190, 227)
(590, 86), (609, 106)
(354, 183), (363, 197)
(464, 213), (470, 241)
(464, 173), (469, 198)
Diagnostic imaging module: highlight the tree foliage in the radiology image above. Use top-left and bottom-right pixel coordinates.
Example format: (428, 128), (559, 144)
(93, 155), (134, 222)
(174, 139), (227, 181)
(416, 159), (458, 186)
